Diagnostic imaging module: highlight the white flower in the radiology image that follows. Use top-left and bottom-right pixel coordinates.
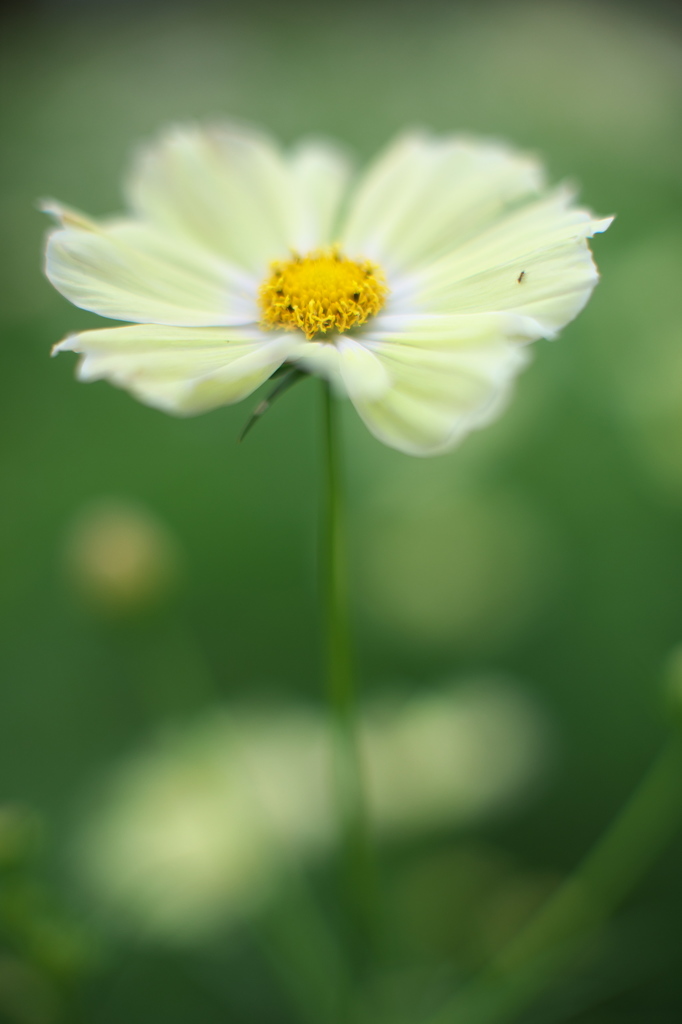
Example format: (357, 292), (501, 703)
(74, 682), (544, 941)
(44, 123), (611, 456)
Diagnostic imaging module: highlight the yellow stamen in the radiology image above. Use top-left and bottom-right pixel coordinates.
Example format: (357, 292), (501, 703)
(259, 248), (388, 340)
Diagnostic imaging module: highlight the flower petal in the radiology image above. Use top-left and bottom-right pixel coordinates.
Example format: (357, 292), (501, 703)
(288, 335), (391, 401)
(288, 139), (354, 252)
(54, 325), (294, 415)
(410, 189), (613, 334)
(340, 132), (544, 272)
(125, 124), (353, 271)
(329, 314), (534, 456)
(45, 211), (258, 326)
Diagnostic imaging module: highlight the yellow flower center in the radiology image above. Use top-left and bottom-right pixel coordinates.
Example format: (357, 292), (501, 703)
(259, 249), (388, 340)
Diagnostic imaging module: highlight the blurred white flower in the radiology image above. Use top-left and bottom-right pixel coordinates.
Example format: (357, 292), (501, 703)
(44, 123), (610, 455)
(74, 681), (547, 941)
(75, 708), (333, 940)
(360, 681), (547, 836)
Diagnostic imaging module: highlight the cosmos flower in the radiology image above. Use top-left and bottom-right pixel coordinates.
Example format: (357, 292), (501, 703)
(44, 124), (611, 456)
(75, 680), (543, 941)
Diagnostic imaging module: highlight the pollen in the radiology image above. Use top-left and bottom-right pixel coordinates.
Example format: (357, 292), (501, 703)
(259, 248), (388, 340)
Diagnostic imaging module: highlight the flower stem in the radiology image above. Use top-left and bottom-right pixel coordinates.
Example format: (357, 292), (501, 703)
(321, 380), (374, 981)
(426, 738), (682, 1024)
(252, 864), (353, 1024)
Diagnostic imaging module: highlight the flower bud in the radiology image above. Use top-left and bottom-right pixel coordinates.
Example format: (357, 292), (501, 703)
(63, 498), (181, 616)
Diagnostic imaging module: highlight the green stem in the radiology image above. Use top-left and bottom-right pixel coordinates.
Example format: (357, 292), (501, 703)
(321, 381), (374, 979)
(426, 739), (682, 1024)
(251, 864), (353, 1024)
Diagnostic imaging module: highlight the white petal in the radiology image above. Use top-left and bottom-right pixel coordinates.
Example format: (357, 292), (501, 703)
(288, 139), (354, 252)
(54, 325), (294, 415)
(340, 132), (544, 272)
(333, 314), (533, 456)
(40, 198), (99, 230)
(45, 216), (259, 326)
(286, 338), (343, 389)
(125, 124), (290, 272)
(126, 124), (352, 272)
(335, 337), (392, 401)
(411, 189), (613, 334)
(288, 335), (391, 401)
(369, 312), (546, 343)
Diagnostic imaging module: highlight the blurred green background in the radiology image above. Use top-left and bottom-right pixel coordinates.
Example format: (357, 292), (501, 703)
(2, 0), (682, 1021)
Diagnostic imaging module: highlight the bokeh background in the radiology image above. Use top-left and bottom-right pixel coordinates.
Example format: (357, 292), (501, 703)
(2, 0), (682, 1021)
